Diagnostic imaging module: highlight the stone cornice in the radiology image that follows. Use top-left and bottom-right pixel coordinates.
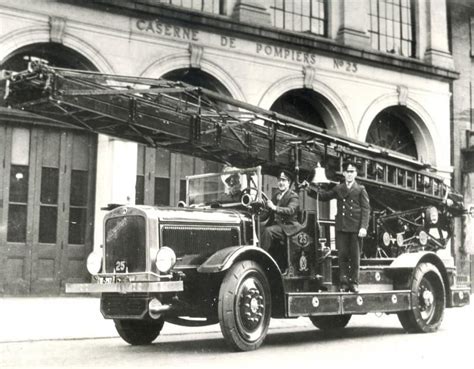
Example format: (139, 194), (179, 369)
(74, 0), (459, 81)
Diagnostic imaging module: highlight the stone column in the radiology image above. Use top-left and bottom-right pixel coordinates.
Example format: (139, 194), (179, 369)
(93, 135), (137, 249)
(424, 0), (454, 69)
(337, 0), (370, 48)
(231, 0), (271, 25)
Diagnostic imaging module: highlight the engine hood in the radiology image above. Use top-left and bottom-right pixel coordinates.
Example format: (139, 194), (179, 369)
(106, 205), (249, 224)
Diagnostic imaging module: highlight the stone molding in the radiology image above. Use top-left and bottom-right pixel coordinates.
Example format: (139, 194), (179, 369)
(49, 16), (67, 44)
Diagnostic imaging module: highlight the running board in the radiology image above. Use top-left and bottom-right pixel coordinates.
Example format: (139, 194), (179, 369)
(286, 290), (411, 317)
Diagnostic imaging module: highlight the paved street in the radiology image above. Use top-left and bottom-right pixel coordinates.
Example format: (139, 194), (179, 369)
(0, 297), (472, 369)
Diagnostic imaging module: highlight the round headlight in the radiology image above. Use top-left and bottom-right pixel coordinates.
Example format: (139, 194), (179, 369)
(86, 251), (102, 275)
(155, 247), (176, 273)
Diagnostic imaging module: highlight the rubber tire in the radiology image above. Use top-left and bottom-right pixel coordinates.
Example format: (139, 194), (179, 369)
(218, 260), (271, 351)
(397, 262), (445, 333)
(309, 314), (352, 330)
(114, 318), (164, 345)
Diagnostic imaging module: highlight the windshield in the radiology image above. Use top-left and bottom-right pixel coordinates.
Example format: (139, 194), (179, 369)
(186, 167), (262, 208)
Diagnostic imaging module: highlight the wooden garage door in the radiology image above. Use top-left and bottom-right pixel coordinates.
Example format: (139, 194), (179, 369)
(0, 124), (96, 295)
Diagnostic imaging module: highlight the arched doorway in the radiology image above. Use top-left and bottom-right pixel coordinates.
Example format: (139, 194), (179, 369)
(270, 89), (331, 129)
(0, 44), (97, 295)
(135, 68), (232, 207)
(366, 107), (418, 159)
(269, 89), (337, 213)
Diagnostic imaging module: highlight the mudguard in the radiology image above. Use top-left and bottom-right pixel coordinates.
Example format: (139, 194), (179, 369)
(387, 251), (450, 272)
(387, 251), (452, 304)
(197, 245), (280, 274)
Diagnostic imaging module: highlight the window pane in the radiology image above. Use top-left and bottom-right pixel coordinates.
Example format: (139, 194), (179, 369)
(180, 179), (187, 202)
(271, 0), (327, 36)
(41, 167), (59, 205)
(69, 207), (86, 244)
(70, 170), (88, 206)
(155, 177), (170, 206)
(11, 128), (30, 165)
(302, 15), (310, 31)
(135, 175), (145, 205)
(368, 0), (414, 57)
(39, 206), (57, 243)
(294, 0), (301, 14)
(7, 204), (27, 242)
(155, 148), (171, 176)
(9, 165), (29, 203)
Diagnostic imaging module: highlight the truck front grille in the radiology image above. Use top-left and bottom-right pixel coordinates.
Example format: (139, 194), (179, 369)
(105, 215), (147, 273)
(161, 225), (240, 257)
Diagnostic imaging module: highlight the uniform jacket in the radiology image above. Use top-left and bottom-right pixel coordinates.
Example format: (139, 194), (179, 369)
(265, 189), (303, 236)
(317, 181), (370, 233)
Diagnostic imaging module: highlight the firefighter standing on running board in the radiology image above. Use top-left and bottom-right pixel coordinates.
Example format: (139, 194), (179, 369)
(307, 161), (370, 293)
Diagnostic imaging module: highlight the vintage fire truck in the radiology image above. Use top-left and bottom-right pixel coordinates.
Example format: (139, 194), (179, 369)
(1, 61), (472, 351)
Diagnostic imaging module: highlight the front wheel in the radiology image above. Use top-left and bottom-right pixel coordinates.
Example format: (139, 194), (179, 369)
(309, 314), (352, 330)
(114, 318), (164, 345)
(218, 260), (272, 351)
(397, 262), (445, 333)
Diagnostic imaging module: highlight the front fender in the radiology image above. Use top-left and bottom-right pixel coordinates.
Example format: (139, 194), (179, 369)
(387, 251), (451, 274)
(197, 245), (280, 274)
(387, 251), (452, 305)
(197, 245), (286, 317)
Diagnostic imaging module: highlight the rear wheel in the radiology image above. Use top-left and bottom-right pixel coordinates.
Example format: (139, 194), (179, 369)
(397, 262), (445, 333)
(218, 260), (271, 351)
(309, 314), (352, 330)
(114, 318), (164, 345)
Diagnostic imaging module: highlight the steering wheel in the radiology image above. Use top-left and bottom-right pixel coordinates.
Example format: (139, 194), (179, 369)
(240, 187), (270, 216)
(241, 187), (268, 203)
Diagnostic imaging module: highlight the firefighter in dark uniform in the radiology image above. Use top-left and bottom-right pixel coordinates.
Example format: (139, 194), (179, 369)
(308, 161), (370, 292)
(261, 170), (302, 270)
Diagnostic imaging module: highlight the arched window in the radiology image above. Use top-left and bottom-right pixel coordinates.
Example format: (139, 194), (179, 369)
(366, 107), (418, 158)
(368, 0), (415, 57)
(270, 89), (327, 129)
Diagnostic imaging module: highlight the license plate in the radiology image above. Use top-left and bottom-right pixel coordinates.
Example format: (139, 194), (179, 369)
(98, 276), (115, 284)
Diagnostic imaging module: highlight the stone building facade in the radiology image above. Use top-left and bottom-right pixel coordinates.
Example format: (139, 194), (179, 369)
(0, 0), (465, 295)
(449, 0), (474, 289)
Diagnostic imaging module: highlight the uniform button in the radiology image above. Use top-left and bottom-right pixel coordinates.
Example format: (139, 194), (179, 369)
(343, 199), (346, 202)
(342, 213), (345, 216)
(350, 206), (353, 209)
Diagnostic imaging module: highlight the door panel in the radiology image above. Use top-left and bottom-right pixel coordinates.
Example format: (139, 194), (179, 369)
(1, 126), (36, 294)
(60, 132), (96, 288)
(0, 124), (96, 295)
(30, 129), (63, 294)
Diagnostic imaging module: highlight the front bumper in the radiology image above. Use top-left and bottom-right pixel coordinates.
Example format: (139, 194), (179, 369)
(65, 280), (183, 294)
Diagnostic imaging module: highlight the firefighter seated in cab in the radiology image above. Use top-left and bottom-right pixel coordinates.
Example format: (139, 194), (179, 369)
(306, 161), (370, 293)
(260, 170), (303, 272)
(221, 172), (243, 203)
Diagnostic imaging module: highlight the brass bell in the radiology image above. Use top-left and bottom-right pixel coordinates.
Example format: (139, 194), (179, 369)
(311, 162), (330, 185)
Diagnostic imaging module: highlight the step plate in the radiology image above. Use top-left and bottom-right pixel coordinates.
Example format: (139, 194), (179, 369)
(287, 290), (411, 317)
